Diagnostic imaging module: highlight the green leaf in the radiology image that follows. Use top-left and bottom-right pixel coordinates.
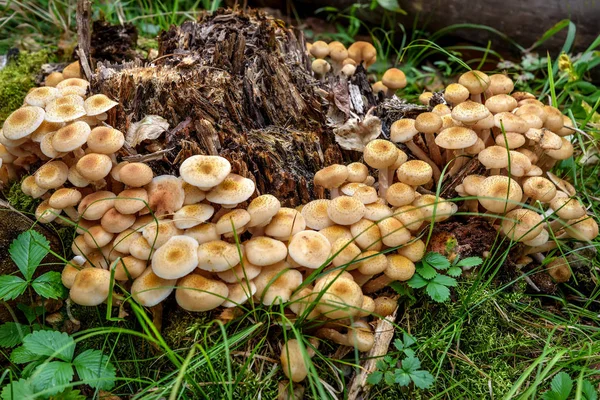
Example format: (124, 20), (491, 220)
(51, 388), (87, 400)
(72, 349), (116, 390)
(0, 276), (28, 301)
(403, 348), (416, 358)
(10, 346), (41, 364)
(407, 274), (428, 289)
(31, 361), (74, 396)
(426, 282), (451, 302)
(17, 304), (44, 324)
(550, 372), (573, 400)
(376, 0), (406, 13)
(403, 333), (416, 348)
(456, 256), (483, 268)
(425, 253), (451, 270)
(375, 359), (388, 370)
(432, 274), (458, 287)
(417, 263), (437, 280)
(582, 380), (598, 400)
(393, 338), (405, 351)
(447, 266), (463, 277)
(21, 360), (44, 380)
(0, 323), (31, 348)
(394, 370), (412, 386)
(384, 370), (396, 385)
(366, 371), (383, 386)
(23, 331), (75, 362)
(410, 370), (435, 389)
(401, 356), (421, 372)
(9, 230), (50, 281)
(32, 272), (66, 300)
(1, 379), (35, 400)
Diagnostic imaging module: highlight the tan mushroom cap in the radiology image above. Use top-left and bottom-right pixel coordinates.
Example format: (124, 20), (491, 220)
(488, 74), (514, 95)
(477, 175), (523, 213)
(112, 228), (141, 253)
(495, 132), (526, 149)
(393, 205), (424, 232)
(340, 182), (366, 196)
(396, 237), (426, 262)
(327, 196), (365, 226)
(35, 199), (61, 223)
(550, 197), (586, 220)
(523, 177), (556, 203)
(49, 187), (82, 209)
(34, 160), (68, 189)
(386, 183), (415, 207)
(314, 164), (349, 189)
(564, 216), (599, 241)
(312, 59), (331, 76)
(494, 112), (528, 133)
(69, 267), (111, 306)
(378, 217), (411, 247)
(247, 194), (281, 227)
(525, 128), (562, 150)
(521, 113), (544, 130)
(458, 70), (490, 95)
(507, 150), (532, 177)
(179, 155), (231, 190)
(86, 126), (125, 154)
(415, 112), (442, 134)
(302, 199), (334, 230)
(381, 68), (407, 91)
(364, 139), (398, 169)
(78, 191), (116, 220)
(25, 86), (60, 107)
(419, 91), (434, 105)
(182, 182), (206, 205)
(451, 101), (491, 125)
(216, 209), (251, 236)
(83, 94), (118, 116)
(390, 118), (418, 143)
(397, 160), (433, 186)
(175, 273), (228, 312)
(83, 225), (114, 248)
(76, 153), (112, 181)
(184, 222), (217, 245)
(444, 83), (470, 105)
(244, 236), (288, 266)
(346, 162), (369, 183)
(110, 256), (146, 280)
(478, 145), (509, 169)
(61, 257), (84, 289)
(350, 219), (382, 251)
(3, 106), (45, 140)
(329, 42), (348, 62)
(310, 40), (330, 58)
(545, 138), (573, 160)
(21, 175), (48, 199)
(264, 208), (306, 240)
(222, 280), (256, 308)
(347, 41), (377, 67)
(288, 230), (332, 269)
(146, 175), (185, 216)
(254, 262), (302, 305)
(415, 195), (457, 222)
(115, 188), (149, 214)
(523, 229), (549, 247)
(484, 94), (517, 114)
(131, 267), (176, 307)
(101, 208), (136, 233)
(40, 132), (64, 158)
(217, 257), (261, 284)
(280, 338), (315, 383)
(363, 202), (393, 221)
(197, 240), (241, 272)
(314, 273), (363, 319)
(52, 121), (91, 152)
(142, 220), (182, 248)
(0, 129), (28, 148)
(501, 209), (544, 242)
(56, 77), (89, 91)
(172, 204), (214, 230)
(152, 235), (199, 279)
(465, 137), (485, 155)
(45, 102), (87, 123)
(206, 173), (255, 206)
(435, 126), (478, 149)
(117, 162), (153, 187)
(45, 72), (64, 87)
(384, 254), (416, 281)
(353, 185), (378, 205)
(357, 250), (388, 275)
(319, 225), (353, 245)
(372, 81), (387, 94)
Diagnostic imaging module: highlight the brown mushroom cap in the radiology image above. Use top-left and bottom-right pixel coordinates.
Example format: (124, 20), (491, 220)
(386, 183), (416, 207)
(152, 235), (199, 279)
(458, 70), (490, 95)
(451, 101), (491, 124)
(45, 72), (64, 87)
(312, 59), (331, 76)
(397, 160), (433, 186)
(363, 203), (393, 221)
(488, 74), (514, 95)
(146, 175), (185, 216)
(550, 197), (586, 220)
(435, 126), (478, 150)
(314, 164), (349, 189)
(319, 225), (353, 245)
(393, 205), (425, 232)
(381, 68), (407, 91)
(52, 121), (91, 152)
(364, 139), (399, 169)
(76, 153), (113, 181)
(564, 216), (599, 241)
(377, 217), (411, 247)
(21, 175), (48, 199)
(494, 112), (528, 134)
(346, 162), (369, 183)
(415, 112), (442, 134)
(501, 208), (544, 242)
(523, 177), (556, 203)
(254, 262), (302, 305)
(115, 188), (149, 214)
(111, 256), (146, 281)
(484, 94), (517, 113)
(112, 229), (141, 254)
(3, 106), (45, 140)
(495, 132), (526, 149)
(101, 208), (136, 233)
(477, 175), (523, 213)
(69, 267), (111, 306)
(86, 126), (125, 154)
(353, 186), (378, 205)
(347, 41), (377, 67)
(175, 273), (229, 312)
(35, 199), (61, 224)
(545, 138), (574, 160)
(131, 267), (176, 307)
(179, 155), (231, 190)
(34, 160), (69, 189)
(444, 83), (470, 105)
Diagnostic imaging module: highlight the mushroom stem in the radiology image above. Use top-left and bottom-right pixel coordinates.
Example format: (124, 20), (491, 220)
(548, 218), (566, 233)
(424, 132), (443, 166)
(330, 187), (340, 199)
(481, 129), (493, 146)
(471, 93), (482, 103)
(490, 168), (501, 176)
(378, 168), (389, 199)
(449, 149), (467, 176)
(363, 274), (393, 294)
(150, 303), (164, 333)
(524, 241), (559, 255)
(465, 199), (479, 215)
(405, 141), (442, 182)
(65, 298), (81, 327)
(250, 225), (265, 237)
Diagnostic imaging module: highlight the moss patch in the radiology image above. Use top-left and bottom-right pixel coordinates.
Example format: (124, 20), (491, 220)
(0, 51), (49, 123)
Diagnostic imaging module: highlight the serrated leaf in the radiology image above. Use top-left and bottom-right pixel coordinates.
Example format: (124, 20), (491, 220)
(376, 0), (405, 13)
(383, 355), (394, 365)
(384, 370), (395, 385)
(32, 271), (66, 300)
(17, 304), (44, 324)
(51, 388), (87, 400)
(0, 276), (28, 301)
(403, 348), (416, 358)
(389, 281), (408, 295)
(550, 372), (573, 400)
(582, 380), (597, 400)
(403, 333), (416, 348)
(23, 331), (75, 362)
(21, 359), (44, 380)
(375, 359), (388, 370)
(31, 361), (74, 396)
(9, 230), (49, 281)
(426, 282), (451, 302)
(407, 274), (428, 289)
(0, 323), (31, 348)
(366, 371), (383, 385)
(425, 253), (451, 270)
(10, 346), (41, 364)
(447, 266), (463, 277)
(394, 370), (412, 386)
(1, 378), (34, 400)
(432, 274), (458, 287)
(417, 263), (438, 280)
(393, 338), (405, 351)
(542, 392), (562, 400)
(410, 370), (435, 389)
(72, 349), (116, 390)
(456, 256), (483, 268)
(401, 356), (421, 372)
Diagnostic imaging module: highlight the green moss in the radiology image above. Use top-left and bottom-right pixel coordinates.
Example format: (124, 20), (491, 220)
(3, 178), (40, 214)
(0, 51), (49, 123)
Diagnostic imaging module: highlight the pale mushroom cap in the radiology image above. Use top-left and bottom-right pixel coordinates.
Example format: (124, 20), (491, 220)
(119, 162), (154, 187)
(319, 225), (353, 245)
(435, 126), (478, 150)
(56, 77), (89, 91)
(21, 175), (48, 199)
(372, 81), (387, 94)
(340, 182), (366, 196)
(47, 94), (85, 109)
(115, 188), (149, 214)
(197, 240), (242, 272)
(523, 177), (556, 203)
(216, 209), (251, 235)
(385, 254), (416, 281)
(465, 137), (485, 155)
(247, 194), (281, 227)
(393, 205), (425, 232)
(363, 203), (393, 221)
(396, 238), (426, 262)
(494, 112), (528, 134)
(564, 216), (599, 241)
(550, 197), (586, 220)
(45, 102), (86, 123)
(386, 182), (416, 207)
(34, 160), (69, 189)
(206, 173), (255, 205)
(390, 119), (418, 143)
(310, 41), (330, 58)
(353, 186), (379, 205)
(545, 138), (573, 160)
(381, 68), (407, 91)
(330, 238), (362, 268)
(179, 155), (231, 189)
(444, 83), (470, 105)
(327, 196), (365, 225)
(182, 182), (206, 205)
(346, 162), (369, 183)
(478, 145), (509, 169)
(84, 94), (118, 116)
(0, 129), (28, 148)
(415, 112), (442, 134)
(485, 94), (517, 113)
(413, 195), (457, 223)
(52, 121), (91, 152)
(377, 217), (411, 247)
(301, 199), (334, 230)
(451, 101), (490, 124)
(350, 219), (382, 251)
(78, 191), (116, 220)
(86, 126), (125, 154)
(462, 175), (486, 196)
(458, 70), (490, 95)
(83, 225), (114, 248)
(25, 86), (60, 107)
(146, 175), (185, 216)
(397, 160), (433, 186)
(501, 209), (544, 242)
(364, 139), (398, 169)
(244, 236), (288, 266)
(477, 175), (523, 213)
(507, 150), (532, 177)
(495, 132), (525, 149)
(217, 256), (261, 283)
(288, 231), (332, 269)
(185, 223), (219, 245)
(471, 113), (495, 130)
(329, 43), (348, 62)
(101, 208), (136, 233)
(522, 228), (549, 247)
(69, 267), (111, 306)
(357, 250), (388, 275)
(312, 59), (331, 76)
(35, 199), (61, 223)
(488, 74), (514, 95)
(152, 235), (199, 279)
(254, 262), (302, 305)
(419, 91), (434, 105)
(314, 164), (349, 189)
(314, 275), (363, 319)
(222, 280), (257, 307)
(131, 267), (176, 307)
(49, 187), (82, 209)
(264, 208), (306, 240)
(142, 220), (183, 248)
(432, 104), (451, 116)
(76, 153), (112, 181)
(173, 204), (215, 229)
(112, 229), (142, 253)
(111, 256), (146, 281)
(280, 339), (311, 382)
(3, 106), (45, 139)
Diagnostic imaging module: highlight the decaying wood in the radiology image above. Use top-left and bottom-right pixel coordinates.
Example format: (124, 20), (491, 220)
(76, 0), (92, 80)
(347, 302), (399, 400)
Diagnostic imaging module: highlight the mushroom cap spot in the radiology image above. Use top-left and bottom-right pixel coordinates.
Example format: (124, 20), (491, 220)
(131, 267), (176, 307)
(3, 106), (45, 139)
(288, 231), (332, 269)
(69, 267), (111, 306)
(179, 155), (231, 189)
(152, 235), (199, 279)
